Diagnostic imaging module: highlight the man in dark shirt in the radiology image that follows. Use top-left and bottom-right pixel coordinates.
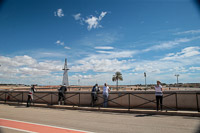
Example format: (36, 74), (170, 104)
(58, 84), (67, 105)
(91, 84), (100, 107)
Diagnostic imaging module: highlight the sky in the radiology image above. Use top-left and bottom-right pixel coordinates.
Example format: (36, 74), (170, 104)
(0, 0), (200, 86)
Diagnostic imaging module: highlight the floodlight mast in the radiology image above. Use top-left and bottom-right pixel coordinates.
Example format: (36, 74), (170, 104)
(62, 58), (69, 86)
(144, 72), (147, 89)
(175, 74), (180, 90)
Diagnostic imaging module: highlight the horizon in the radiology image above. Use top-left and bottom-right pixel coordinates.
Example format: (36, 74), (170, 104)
(0, 0), (200, 86)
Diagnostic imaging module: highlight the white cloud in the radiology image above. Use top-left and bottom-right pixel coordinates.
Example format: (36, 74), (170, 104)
(94, 46), (114, 50)
(54, 8), (64, 17)
(56, 40), (60, 44)
(73, 13), (81, 20)
(56, 40), (64, 46)
(189, 67), (200, 71)
(143, 38), (191, 52)
(0, 55), (36, 67)
(64, 46), (71, 50)
(98, 12), (107, 21)
(71, 58), (130, 73)
(73, 11), (107, 30)
(96, 51), (112, 54)
(162, 46), (200, 60)
(82, 50), (137, 61)
(56, 40), (70, 50)
(175, 29), (200, 35)
(0, 55), (63, 78)
(70, 50), (137, 73)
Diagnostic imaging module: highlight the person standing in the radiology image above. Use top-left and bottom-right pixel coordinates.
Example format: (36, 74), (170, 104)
(27, 85), (36, 107)
(91, 84), (100, 107)
(155, 81), (163, 111)
(58, 84), (67, 105)
(103, 83), (110, 107)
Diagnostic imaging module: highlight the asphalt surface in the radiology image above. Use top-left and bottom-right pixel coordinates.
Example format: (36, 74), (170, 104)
(0, 104), (200, 133)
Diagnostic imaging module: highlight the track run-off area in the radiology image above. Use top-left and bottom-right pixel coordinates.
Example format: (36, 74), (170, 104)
(0, 104), (199, 133)
(0, 118), (91, 133)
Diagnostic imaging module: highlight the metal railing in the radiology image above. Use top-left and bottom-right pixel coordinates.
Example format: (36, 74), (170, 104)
(0, 90), (199, 112)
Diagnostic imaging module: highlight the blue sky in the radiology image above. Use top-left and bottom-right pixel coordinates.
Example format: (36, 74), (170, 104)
(0, 0), (200, 85)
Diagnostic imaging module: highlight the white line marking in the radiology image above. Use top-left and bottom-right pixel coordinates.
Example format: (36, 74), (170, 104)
(0, 126), (38, 133)
(0, 118), (94, 133)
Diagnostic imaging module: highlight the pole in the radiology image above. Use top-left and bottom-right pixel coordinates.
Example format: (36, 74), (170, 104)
(175, 74), (179, 90)
(144, 72), (147, 90)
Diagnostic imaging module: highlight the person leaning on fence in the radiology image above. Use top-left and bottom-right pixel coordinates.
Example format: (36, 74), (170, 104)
(155, 80), (163, 111)
(27, 85), (36, 107)
(91, 84), (100, 107)
(58, 84), (67, 105)
(103, 83), (110, 108)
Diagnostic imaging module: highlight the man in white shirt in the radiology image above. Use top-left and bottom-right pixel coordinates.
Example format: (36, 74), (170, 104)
(103, 83), (110, 107)
(155, 80), (163, 111)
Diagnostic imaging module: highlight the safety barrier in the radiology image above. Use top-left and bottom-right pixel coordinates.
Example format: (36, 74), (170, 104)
(0, 90), (199, 112)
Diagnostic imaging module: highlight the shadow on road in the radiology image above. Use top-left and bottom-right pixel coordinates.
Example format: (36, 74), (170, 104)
(195, 124), (200, 133)
(135, 114), (155, 117)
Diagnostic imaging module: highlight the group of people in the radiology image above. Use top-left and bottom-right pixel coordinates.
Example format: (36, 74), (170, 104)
(26, 84), (67, 107)
(91, 83), (110, 107)
(91, 81), (163, 110)
(26, 81), (163, 111)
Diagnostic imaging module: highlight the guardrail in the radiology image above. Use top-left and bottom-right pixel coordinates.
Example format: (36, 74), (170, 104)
(0, 90), (199, 112)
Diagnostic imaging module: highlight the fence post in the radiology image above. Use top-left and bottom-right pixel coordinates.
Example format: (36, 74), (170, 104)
(51, 92), (53, 105)
(22, 92), (24, 103)
(5, 92), (7, 103)
(196, 93), (199, 112)
(175, 93), (178, 111)
(128, 93), (130, 111)
(79, 93), (81, 107)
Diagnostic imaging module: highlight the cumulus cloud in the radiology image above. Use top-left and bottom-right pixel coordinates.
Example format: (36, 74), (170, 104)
(54, 8), (64, 17)
(71, 58), (130, 72)
(0, 55), (63, 78)
(70, 50), (137, 73)
(73, 11), (107, 30)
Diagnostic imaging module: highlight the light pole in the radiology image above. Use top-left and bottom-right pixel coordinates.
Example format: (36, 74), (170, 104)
(78, 79), (80, 86)
(144, 72), (147, 89)
(175, 74), (180, 90)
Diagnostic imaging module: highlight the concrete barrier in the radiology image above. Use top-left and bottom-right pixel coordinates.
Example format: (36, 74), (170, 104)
(0, 90), (199, 111)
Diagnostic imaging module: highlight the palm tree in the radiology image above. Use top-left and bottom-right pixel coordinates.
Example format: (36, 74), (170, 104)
(112, 72), (123, 91)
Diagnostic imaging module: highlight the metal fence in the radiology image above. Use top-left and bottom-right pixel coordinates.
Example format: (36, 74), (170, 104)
(0, 90), (199, 112)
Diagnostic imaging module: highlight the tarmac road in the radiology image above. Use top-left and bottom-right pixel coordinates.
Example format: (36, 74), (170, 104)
(0, 104), (199, 133)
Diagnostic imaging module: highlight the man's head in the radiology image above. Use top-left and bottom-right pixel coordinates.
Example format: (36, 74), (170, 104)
(157, 80), (161, 85)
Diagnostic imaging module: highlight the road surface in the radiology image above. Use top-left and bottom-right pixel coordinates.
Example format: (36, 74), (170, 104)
(0, 104), (199, 133)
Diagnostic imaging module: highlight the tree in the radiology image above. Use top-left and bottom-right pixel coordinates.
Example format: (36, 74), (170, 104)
(112, 72), (123, 91)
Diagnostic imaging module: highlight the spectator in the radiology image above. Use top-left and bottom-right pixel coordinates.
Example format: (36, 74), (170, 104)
(58, 84), (67, 105)
(91, 84), (100, 107)
(27, 85), (36, 107)
(155, 81), (163, 111)
(103, 83), (110, 107)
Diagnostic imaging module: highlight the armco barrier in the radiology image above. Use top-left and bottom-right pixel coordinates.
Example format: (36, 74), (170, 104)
(0, 90), (199, 112)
